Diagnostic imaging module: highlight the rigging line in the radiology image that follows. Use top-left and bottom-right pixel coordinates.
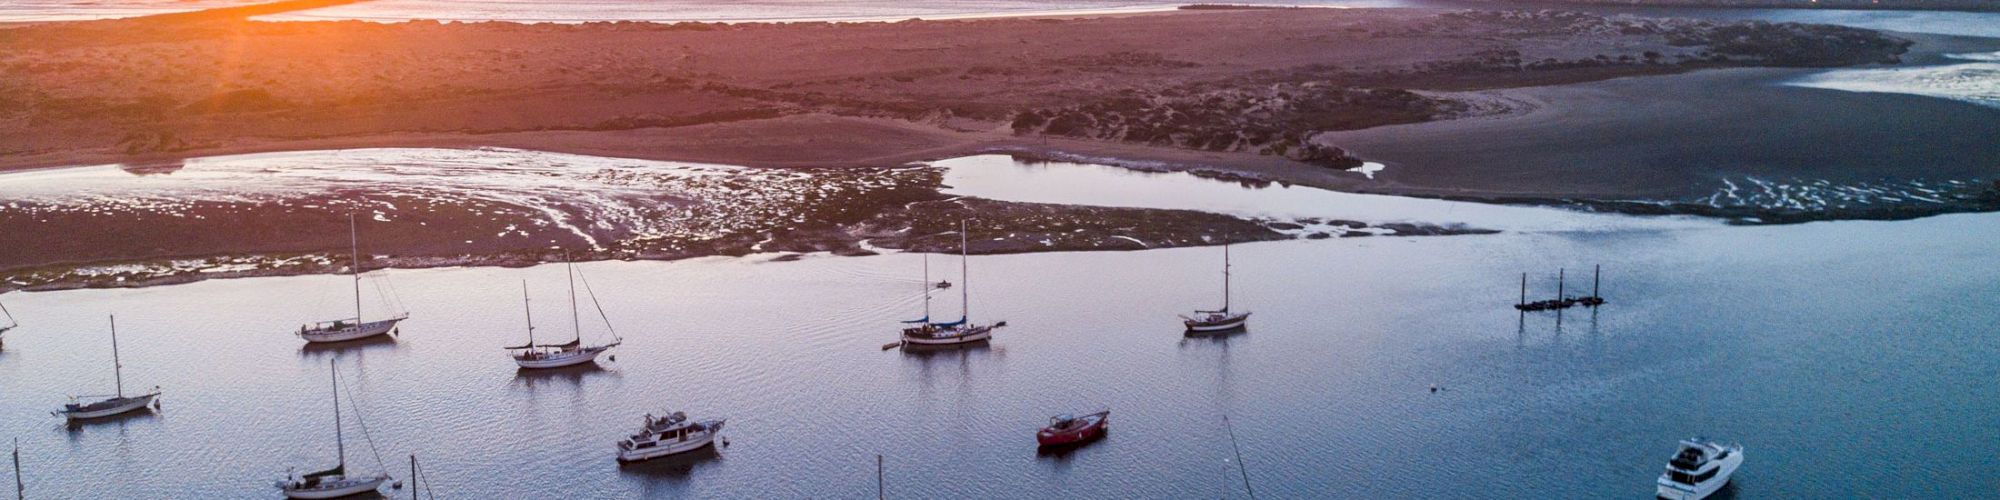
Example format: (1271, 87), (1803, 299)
(382, 272), (409, 314)
(336, 368), (391, 476)
(0, 300), (15, 327)
(573, 267), (620, 341)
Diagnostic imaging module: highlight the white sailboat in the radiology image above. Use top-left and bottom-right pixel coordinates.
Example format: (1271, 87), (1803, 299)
(1182, 244), (1250, 333)
(0, 299), (16, 350)
(277, 360), (392, 499)
(54, 315), (160, 420)
(297, 214), (408, 343)
(899, 220), (1005, 347)
(507, 257), (621, 369)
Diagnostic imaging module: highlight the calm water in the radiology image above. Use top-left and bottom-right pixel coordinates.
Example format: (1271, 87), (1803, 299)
(3, 157), (1998, 498)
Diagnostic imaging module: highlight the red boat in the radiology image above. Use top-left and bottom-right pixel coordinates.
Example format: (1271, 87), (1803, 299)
(1036, 410), (1110, 447)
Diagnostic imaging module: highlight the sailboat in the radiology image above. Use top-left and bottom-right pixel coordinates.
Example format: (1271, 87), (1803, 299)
(277, 360), (391, 499)
(1182, 244), (1250, 333)
(506, 257), (621, 369)
(297, 214), (408, 343)
(54, 315), (160, 420)
(899, 220), (1005, 347)
(0, 299), (16, 350)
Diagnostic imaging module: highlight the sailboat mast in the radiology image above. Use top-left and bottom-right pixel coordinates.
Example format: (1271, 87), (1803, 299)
(331, 361), (345, 471)
(350, 213), (363, 324)
(567, 255), (581, 344)
(1223, 244), (1232, 312)
(959, 220), (969, 322)
(522, 281), (535, 346)
(922, 253), (931, 321)
(109, 315), (123, 398)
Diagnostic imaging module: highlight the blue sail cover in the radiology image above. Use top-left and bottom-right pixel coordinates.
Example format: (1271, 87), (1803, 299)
(900, 316), (930, 324)
(929, 317), (967, 328)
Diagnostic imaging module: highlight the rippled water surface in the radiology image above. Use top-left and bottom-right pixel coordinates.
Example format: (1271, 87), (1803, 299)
(3, 162), (1997, 497)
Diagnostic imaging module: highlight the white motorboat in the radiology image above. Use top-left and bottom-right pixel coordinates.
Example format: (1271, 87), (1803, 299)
(899, 220), (1004, 348)
(1656, 438), (1743, 500)
(55, 315), (160, 421)
(278, 360), (392, 499)
(616, 411), (726, 462)
(1182, 244), (1249, 333)
(507, 257), (622, 369)
(298, 214), (408, 344)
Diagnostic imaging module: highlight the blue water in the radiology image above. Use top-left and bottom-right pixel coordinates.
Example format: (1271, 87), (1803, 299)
(3, 156), (1997, 498)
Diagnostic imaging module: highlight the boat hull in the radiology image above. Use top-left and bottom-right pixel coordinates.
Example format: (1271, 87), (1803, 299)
(281, 475), (387, 499)
(1184, 312), (1250, 333)
(1656, 446), (1743, 500)
(1037, 411), (1110, 447)
(301, 318), (404, 343)
(60, 393), (157, 420)
(617, 422), (725, 462)
(514, 345), (610, 369)
(903, 326), (993, 346)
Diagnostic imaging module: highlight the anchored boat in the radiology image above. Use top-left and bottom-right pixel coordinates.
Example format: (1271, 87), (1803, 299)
(297, 214), (408, 343)
(899, 220), (1004, 348)
(1182, 244), (1249, 333)
(54, 315), (160, 421)
(616, 411), (726, 462)
(507, 257), (621, 370)
(1036, 410), (1110, 447)
(1655, 437), (1743, 500)
(277, 360), (393, 499)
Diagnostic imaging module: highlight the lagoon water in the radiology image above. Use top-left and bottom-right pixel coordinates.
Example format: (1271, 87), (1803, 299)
(3, 156), (1998, 498)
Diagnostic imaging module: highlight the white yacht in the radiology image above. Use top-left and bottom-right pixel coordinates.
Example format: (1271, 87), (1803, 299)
(616, 411), (726, 462)
(55, 315), (160, 421)
(298, 214), (408, 344)
(1182, 244), (1249, 333)
(507, 258), (621, 369)
(278, 360), (392, 499)
(899, 220), (1005, 348)
(1656, 438), (1743, 500)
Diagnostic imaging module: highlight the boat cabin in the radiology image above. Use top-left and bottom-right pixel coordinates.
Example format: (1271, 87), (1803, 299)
(622, 411), (707, 449)
(1664, 440), (1731, 485)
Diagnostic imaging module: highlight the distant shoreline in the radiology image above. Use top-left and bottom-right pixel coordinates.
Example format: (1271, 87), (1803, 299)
(1441, 0), (2000, 13)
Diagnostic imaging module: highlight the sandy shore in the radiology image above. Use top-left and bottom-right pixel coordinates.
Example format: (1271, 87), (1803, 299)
(2, 4), (1979, 290)
(3, 8), (1906, 175)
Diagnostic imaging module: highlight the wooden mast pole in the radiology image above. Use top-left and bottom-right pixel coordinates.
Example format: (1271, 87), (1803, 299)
(567, 253), (580, 346)
(522, 281), (535, 347)
(1593, 265), (1601, 298)
(351, 213), (363, 325)
(960, 220), (969, 324)
(110, 315), (123, 398)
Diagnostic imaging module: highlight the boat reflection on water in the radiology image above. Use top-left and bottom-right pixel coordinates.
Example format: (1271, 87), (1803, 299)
(297, 334), (397, 358)
(62, 408), (159, 434)
(510, 362), (615, 389)
(619, 444), (722, 480)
